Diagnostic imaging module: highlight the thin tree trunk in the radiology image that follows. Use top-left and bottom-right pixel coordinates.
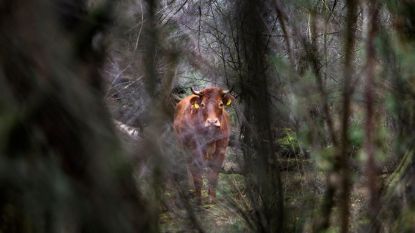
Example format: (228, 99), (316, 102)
(364, 0), (380, 232)
(237, 0), (284, 232)
(339, 0), (358, 232)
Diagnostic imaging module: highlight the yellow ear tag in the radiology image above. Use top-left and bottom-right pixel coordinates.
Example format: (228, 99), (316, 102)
(226, 99), (232, 106)
(193, 103), (199, 109)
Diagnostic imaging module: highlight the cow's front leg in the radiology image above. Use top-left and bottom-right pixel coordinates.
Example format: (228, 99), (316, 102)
(207, 149), (225, 203)
(189, 150), (205, 204)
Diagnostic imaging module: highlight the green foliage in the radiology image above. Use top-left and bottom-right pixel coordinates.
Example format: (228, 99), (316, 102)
(317, 145), (336, 170)
(277, 128), (298, 147)
(349, 121), (363, 148)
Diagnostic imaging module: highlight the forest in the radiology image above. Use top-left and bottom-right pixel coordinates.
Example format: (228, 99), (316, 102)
(1, 0), (415, 232)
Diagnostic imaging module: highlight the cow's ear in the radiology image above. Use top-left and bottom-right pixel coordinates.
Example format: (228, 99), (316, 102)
(190, 96), (201, 109)
(222, 94), (234, 107)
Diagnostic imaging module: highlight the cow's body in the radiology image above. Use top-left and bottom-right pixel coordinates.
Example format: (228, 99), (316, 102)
(173, 87), (233, 203)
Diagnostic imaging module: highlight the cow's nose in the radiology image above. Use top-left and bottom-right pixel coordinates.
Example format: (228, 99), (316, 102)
(205, 118), (220, 127)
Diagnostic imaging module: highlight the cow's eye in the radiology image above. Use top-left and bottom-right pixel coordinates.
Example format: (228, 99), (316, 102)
(219, 102), (224, 108)
(201, 103), (205, 108)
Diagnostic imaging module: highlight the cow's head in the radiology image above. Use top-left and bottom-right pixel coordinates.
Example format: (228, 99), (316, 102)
(189, 87), (234, 128)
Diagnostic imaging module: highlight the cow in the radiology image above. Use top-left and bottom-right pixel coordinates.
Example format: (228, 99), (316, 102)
(173, 87), (234, 204)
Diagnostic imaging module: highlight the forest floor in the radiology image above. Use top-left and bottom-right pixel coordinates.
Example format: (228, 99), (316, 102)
(159, 172), (248, 233)
(159, 156), (369, 233)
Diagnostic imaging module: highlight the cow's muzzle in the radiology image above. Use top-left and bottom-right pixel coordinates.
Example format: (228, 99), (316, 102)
(205, 118), (220, 127)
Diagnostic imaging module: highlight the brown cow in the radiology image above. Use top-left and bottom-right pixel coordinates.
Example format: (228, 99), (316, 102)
(173, 87), (234, 204)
